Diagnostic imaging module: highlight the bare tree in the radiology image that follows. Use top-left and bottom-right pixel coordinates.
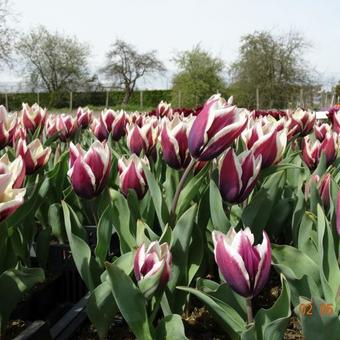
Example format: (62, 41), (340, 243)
(16, 26), (92, 92)
(0, 0), (16, 67)
(102, 40), (166, 104)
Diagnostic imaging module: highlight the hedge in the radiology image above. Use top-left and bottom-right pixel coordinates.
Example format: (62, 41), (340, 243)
(0, 90), (172, 111)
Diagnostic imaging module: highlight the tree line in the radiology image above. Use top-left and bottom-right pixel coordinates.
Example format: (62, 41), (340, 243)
(0, 0), (332, 109)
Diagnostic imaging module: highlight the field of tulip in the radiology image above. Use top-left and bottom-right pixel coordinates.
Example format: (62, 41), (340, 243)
(0, 96), (340, 340)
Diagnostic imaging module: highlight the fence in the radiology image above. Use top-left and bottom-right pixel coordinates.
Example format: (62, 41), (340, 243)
(0, 89), (172, 111)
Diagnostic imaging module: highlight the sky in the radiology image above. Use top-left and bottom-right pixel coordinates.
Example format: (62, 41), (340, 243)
(1, 0), (340, 90)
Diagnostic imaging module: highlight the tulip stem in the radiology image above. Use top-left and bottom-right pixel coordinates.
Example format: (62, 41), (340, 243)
(169, 158), (196, 224)
(246, 297), (254, 325)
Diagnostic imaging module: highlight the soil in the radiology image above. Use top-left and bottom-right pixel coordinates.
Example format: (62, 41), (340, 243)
(4, 319), (28, 339)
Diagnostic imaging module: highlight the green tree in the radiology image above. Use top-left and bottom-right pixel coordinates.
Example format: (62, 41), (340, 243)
(229, 31), (313, 108)
(16, 26), (93, 92)
(172, 45), (225, 107)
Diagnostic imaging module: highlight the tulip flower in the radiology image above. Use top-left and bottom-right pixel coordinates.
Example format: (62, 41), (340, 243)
(0, 105), (17, 149)
(188, 94), (248, 161)
(91, 109), (127, 141)
(77, 107), (92, 128)
(56, 114), (78, 141)
(212, 227), (271, 298)
(160, 116), (194, 169)
(302, 133), (337, 170)
(286, 108), (316, 139)
(156, 101), (172, 118)
(318, 173), (331, 209)
(118, 154), (149, 198)
(129, 112), (145, 127)
(314, 123), (331, 141)
(68, 141), (111, 199)
(45, 115), (59, 138)
(242, 118), (287, 168)
(21, 103), (47, 133)
(16, 138), (51, 174)
(126, 119), (159, 157)
(0, 172), (26, 222)
(219, 148), (262, 204)
(12, 126), (27, 148)
(134, 241), (172, 298)
(0, 154), (26, 188)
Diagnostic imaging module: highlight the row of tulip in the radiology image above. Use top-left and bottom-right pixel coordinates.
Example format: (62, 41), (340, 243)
(0, 96), (339, 339)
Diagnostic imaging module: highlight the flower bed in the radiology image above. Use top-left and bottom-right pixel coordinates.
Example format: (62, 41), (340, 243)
(0, 98), (339, 339)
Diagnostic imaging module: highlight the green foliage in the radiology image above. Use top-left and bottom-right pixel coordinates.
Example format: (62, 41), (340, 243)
(229, 30), (314, 108)
(172, 45), (226, 107)
(0, 89), (172, 112)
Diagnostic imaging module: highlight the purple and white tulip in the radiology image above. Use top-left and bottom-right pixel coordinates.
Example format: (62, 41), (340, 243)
(91, 109), (127, 141)
(314, 123), (331, 141)
(188, 94), (248, 161)
(219, 148), (262, 204)
(0, 172), (26, 222)
(212, 227), (271, 298)
(16, 138), (51, 174)
(68, 141), (111, 199)
(76, 107), (92, 128)
(118, 154), (149, 199)
(302, 133), (337, 170)
(56, 114), (78, 141)
(0, 154), (26, 189)
(156, 101), (172, 118)
(21, 103), (47, 133)
(126, 119), (159, 157)
(286, 108), (316, 139)
(134, 241), (172, 298)
(242, 118), (287, 168)
(160, 116), (193, 169)
(0, 105), (17, 149)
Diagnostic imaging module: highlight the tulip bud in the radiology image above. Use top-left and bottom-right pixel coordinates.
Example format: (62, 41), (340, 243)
(160, 116), (193, 169)
(332, 111), (340, 133)
(156, 101), (172, 118)
(188, 94), (248, 161)
(314, 123), (331, 141)
(91, 109), (127, 141)
(134, 241), (172, 298)
(77, 107), (92, 128)
(12, 126), (27, 148)
(302, 133), (337, 170)
(0, 106), (17, 149)
(21, 103), (47, 133)
(242, 118), (287, 168)
(318, 173), (331, 209)
(45, 115), (59, 138)
(126, 119), (159, 157)
(0, 154), (26, 188)
(286, 108), (316, 138)
(212, 228), (271, 298)
(219, 148), (262, 204)
(0, 172), (26, 222)
(56, 114), (78, 141)
(118, 154), (149, 198)
(16, 138), (51, 174)
(68, 141), (111, 199)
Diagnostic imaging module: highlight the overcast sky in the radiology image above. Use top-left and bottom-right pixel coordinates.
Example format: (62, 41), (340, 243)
(1, 0), (340, 90)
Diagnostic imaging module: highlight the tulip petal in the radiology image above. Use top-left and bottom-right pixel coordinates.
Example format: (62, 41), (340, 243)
(215, 239), (251, 297)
